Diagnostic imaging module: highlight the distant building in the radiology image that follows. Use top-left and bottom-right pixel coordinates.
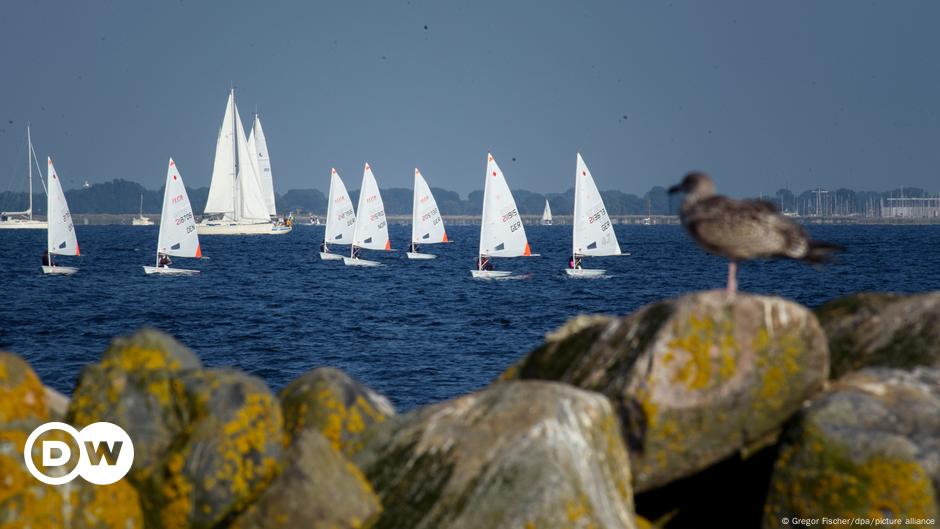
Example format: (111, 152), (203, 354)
(881, 196), (940, 218)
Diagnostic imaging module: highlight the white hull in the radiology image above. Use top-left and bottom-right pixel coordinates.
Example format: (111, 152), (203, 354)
(406, 252), (436, 260)
(343, 257), (382, 267)
(41, 265), (78, 275)
(470, 269), (513, 279)
(132, 217), (154, 226)
(0, 220), (47, 229)
(564, 268), (607, 278)
(319, 252), (344, 261)
(143, 266), (199, 275)
(197, 221), (291, 235)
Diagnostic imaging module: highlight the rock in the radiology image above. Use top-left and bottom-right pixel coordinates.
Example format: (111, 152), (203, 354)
(0, 351), (49, 428)
(764, 367), (940, 527)
(230, 429), (381, 529)
(502, 291), (829, 491)
(44, 386), (69, 420)
(816, 292), (940, 378)
(280, 367), (394, 455)
(98, 327), (202, 372)
(353, 380), (638, 529)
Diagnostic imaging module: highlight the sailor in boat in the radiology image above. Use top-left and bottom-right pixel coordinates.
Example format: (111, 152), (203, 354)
(409, 242), (420, 254)
(477, 256), (494, 271)
(319, 242), (328, 254)
(158, 253), (172, 268)
(42, 250), (52, 267)
(568, 257), (583, 270)
(352, 246), (362, 260)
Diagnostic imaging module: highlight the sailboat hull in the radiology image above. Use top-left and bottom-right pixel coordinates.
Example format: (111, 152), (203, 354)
(132, 217), (154, 226)
(197, 221), (291, 235)
(406, 252), (436, 260)
(41, 266), (78, 275)
(319, 252), (344, 261)
(143, 266), (200, 275)
(0, 220), (47, 229)
(343, 257), (382, 267)
(470, 269), (513, 279)
(564, 268), (607, 278)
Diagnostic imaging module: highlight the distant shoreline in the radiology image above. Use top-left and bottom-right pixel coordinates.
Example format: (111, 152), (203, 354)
(23, 213), (940, 226)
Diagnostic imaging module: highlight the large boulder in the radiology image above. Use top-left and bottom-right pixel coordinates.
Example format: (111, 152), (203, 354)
(764, 367), (940, 527)
(230, 429), (382, 529)
(280, 367), (394, 455)
(816, 292), (940, 378)
(502, 291), (829, 491)
(353, 381), (638, 529)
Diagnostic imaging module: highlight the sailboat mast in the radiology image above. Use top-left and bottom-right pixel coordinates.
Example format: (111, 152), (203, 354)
(231, 88), (239, 222)
(478, 159), (489, 270)
(27, 125), (32, 220)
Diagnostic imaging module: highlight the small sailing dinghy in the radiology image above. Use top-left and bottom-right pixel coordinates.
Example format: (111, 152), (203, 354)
(344, 163), (391, 267)
(144, 159), (202, 275)
(42, 158), (80, 275)
(320, 168), (356, 260)
(407, 168), (448, 259)
(472, 153), (534, 279)
(541, 199), (553, 225)
(566, 153), (624, 277)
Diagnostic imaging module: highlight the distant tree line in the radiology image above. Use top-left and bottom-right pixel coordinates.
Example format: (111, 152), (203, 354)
(0, 178), (931, 217)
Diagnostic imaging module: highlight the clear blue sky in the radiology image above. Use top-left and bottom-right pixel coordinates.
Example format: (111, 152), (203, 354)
(1, 1), (938, 197)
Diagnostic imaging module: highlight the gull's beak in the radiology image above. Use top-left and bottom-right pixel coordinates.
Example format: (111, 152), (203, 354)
(668, 183), (683, 195)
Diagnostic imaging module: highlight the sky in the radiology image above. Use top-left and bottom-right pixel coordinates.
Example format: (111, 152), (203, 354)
(1, 1), (938, 197)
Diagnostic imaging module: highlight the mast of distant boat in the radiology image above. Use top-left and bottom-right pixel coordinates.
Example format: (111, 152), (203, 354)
(231, 88), (239, 223)
(27, 125), (33, 221)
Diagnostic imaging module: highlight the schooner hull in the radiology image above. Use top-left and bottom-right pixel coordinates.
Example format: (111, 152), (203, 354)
(0, 220), (47, 229)
(197, 221), (291, 235)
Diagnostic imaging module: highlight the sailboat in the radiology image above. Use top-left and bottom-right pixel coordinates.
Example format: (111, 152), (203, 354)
(132, 194), (154, 226)
(541, 199), (553, 225)
(472, 153), (534, 279)
(407, 168), (448, 259)
(343, 163), (391, 267)
(320, 168), (356, 260)
(566, 153), (624, 277)
(1, 125), (47, 230)
(198, 89), (290, 235)
(246, 114), (278, 218)
(143, 159), (202, 275)
(42, 158), (80, 275)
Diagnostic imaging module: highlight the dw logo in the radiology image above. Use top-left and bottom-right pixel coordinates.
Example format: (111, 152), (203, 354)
(23, 422), (134, 485)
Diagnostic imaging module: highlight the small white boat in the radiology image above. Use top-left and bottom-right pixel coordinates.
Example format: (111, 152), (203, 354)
(132, 194), (154, 226)
(342, 257), (382, 267)
(41, 158), (80, 275)
(406, 168), (448, 260)
(541, 199), (553, 225)
(320, 168), (356, 260)
(471, 153), (533, 278)
(143, 158), (202, 275)
(565, 153), (625, 278)
(199, 89), (289, 235)
(1, 126), (47, 230)
(344, 163), (392, 267)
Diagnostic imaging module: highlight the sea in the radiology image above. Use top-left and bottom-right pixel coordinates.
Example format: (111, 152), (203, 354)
(1, 224), (938, 411)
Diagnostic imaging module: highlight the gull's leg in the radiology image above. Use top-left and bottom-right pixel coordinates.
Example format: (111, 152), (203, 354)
(727, 261), (738, 294)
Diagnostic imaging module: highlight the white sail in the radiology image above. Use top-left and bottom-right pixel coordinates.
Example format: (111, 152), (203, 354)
(351, 163), (390, 251)
(479, 153), (530, 257)
(234, 105), (270, 222)
(46, 158), (79, 256)
(541, 200), (553, 222)
(573, 153), (620, 256)
(204, 91), (236, 219)
(157, 159), (202, 258)
(411, 168), (447, 244)
(324, 168), (356, 245)
(249, 116), (277, 216)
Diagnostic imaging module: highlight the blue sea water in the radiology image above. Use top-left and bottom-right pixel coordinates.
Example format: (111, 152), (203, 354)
(1, 224), (938, 411)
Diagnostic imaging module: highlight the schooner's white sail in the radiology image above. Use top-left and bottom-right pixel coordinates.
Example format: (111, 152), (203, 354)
(344, 163), (390, 267)
(408, 168), (447, 259)
(320, 168), (356, 260)
(199, 89), (289, 235)
(248, 115), (277, 217)
(473, 153), (532, 278)
(567, 153), (623, 277)
(145, 159), (202, 275)
(42, 158), (79, 274)
(541, 199), (553, 225)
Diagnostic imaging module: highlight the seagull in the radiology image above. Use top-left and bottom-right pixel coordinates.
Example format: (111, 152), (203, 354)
(668, 172), (843, 293)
